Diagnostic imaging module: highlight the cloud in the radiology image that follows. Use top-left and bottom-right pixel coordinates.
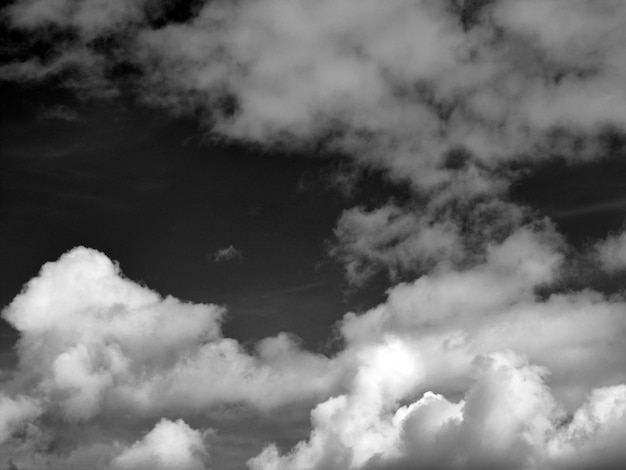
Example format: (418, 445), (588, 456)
(4, 0), (626, 272)
(330, 204), (462, 285)
(250, 228), (626, 470)
(0, 231), (625, 468)
(329, 199), (530, 285)
(112, 419), (211, 470)
(131, 0), (626, 190)
(0, 416), (211, 470)
(6, 0), (152, 37)
(5, 0), (626, 185)
(0, 394), (42, 445)
(250, 349), (626, 470)
(2, 247), (339, 417)
(0, 247), (340, 466)
(211, 245), (243, 263)
(3, 1), (626, 469)
(594, 229), (626, 272)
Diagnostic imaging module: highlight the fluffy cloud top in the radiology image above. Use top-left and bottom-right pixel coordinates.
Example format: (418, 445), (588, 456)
(595, 229), (626, 272)
(0, 232), (625, 468)
(250, 350), (626, 470)
(3, 247), (340, 419)
(112, 419), (210, 470)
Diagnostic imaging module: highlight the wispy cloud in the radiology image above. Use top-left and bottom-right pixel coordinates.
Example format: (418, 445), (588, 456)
(210, 245), (243, 263)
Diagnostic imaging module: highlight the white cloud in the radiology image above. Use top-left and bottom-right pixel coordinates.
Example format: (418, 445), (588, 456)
(594, 229), (626, 272)
(0, 247), (341, 466)
(2, 247), (339, 419)
(3, 2), (626, 469)
(112, 419), (210, 470)
(5, 0), (626, 195)
(250, 349), (626, 470)
(0, 231), (625, 468)
(331, 204), (462, 285)
(249, 228), (626, 470)
(129, 0), (626, 193)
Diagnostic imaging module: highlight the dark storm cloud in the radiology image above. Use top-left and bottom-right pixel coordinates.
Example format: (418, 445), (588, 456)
(2, 1), (626, 470)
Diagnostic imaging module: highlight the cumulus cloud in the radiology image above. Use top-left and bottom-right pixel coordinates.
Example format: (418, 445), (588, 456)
(3, 1), (626, 469)
(112, 419), (210, 470)
(1, 232), (625, 468)
(250, 349), (626, 470)
(594, 229), (626, 272)
(3, 247), (339, 417)
(0, 247), (340, 466)
(249, 227), (626, 470)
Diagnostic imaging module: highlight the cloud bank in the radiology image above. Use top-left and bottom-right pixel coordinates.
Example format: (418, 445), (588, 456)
(2, 0), (626, 469)
(1, 232), (625, 468)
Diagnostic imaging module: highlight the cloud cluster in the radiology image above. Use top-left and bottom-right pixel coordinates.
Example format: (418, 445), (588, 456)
(2, 1), (626, 469)
(4, 0), (626, 275)
(2, 229), (625, 468)
(251, 351), (626, 470)
(250, 229), (626, 470)
(0, 247), (340, 467)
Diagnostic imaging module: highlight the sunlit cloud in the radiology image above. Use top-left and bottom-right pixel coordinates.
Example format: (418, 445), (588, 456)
(1, 1), (626, 469)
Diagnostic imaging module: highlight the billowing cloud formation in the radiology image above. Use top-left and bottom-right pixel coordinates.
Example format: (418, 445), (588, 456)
(248, 228), (626, 470)
(0, 247), (339, 467)
(3, 247), (339, 416)
(2, 231), (625, 468)
(2, 1), (626, 469)
(112, 419), (210, 470)
(250, 351), (626, 470)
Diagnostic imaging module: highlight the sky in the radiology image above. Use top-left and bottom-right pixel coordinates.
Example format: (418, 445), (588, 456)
(1, 1), (626, 469)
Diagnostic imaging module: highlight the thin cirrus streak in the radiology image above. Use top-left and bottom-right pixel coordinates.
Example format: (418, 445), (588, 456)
(1, 1), (626, 469)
